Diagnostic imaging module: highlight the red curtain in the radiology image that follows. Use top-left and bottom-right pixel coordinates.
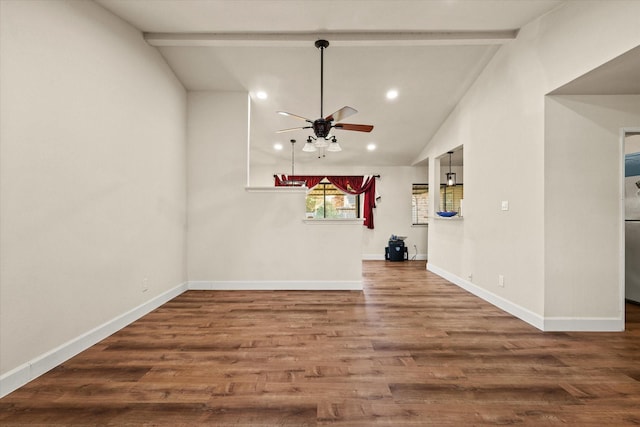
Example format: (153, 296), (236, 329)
(274, 174), (377, 229)
(327, 176), (376, 229)
(326, 176), (363, 194)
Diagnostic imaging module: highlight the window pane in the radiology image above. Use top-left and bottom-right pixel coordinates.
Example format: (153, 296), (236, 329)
(412, 184), (428, 225)
(439, 184), (464, 213)
(306, 194), (323, 218)
(306, 183), (359, 219)
(334, 193), (358, 218)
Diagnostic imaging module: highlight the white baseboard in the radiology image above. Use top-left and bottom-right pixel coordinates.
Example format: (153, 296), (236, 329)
(427, 263), (545, 330)
(0, 282), (188, 398)
(362, 254), (427, 261)
(543, 317), (624, 332)
(188, 280), (363, 291)
(427, 263), (625, 332)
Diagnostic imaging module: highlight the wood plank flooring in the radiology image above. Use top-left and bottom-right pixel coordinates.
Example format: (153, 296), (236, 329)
(2, 261), (640, 426)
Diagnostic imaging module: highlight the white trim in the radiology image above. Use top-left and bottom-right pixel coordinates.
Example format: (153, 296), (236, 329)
(0, 283), (188, 398)
(543, 317), (624, 332)
(427, 263), (545, 330)
(246, 93), (251, 187)
(363, 254), (427, 261)
(188, 280), (362, 291)
(620, 128), (640, 322)
(302, 218), (364, 225)
(428, 263), (626, 332)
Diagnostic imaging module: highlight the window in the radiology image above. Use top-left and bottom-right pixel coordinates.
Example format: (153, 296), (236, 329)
(439, 147), (463, 214)
(306, 181), (359, 219)
(412, 183), (464, 221)
(439, 184), (464, 213)
(412, 183), (429, 225)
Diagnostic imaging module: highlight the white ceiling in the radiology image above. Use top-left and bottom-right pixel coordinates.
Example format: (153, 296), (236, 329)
(96, 0), (566, 168)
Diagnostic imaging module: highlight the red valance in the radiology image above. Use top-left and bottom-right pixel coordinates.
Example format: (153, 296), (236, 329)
(274, 174), (377, 229)
(274, 175), (324, 189)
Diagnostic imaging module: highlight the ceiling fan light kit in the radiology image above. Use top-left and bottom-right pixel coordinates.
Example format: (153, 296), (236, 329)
(276, 39), (374, 154)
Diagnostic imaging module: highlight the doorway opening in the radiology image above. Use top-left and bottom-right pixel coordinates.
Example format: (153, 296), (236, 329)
(623, 128), (640, 310)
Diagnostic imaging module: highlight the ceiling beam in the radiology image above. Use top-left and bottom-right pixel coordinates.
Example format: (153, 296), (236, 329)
(144, 30), (518, 47)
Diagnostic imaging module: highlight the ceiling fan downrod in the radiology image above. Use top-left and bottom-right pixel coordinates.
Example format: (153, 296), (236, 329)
(315, 39), (329, 119)
(275, 39), (373, 142)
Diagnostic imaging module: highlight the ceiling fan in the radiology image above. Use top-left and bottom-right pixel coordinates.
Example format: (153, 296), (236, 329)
(276, 39), (374, 142)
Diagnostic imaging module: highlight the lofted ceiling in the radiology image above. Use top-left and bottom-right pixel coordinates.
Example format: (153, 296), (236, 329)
(97, 0), (565, 168)
(551, 45), (640, 96)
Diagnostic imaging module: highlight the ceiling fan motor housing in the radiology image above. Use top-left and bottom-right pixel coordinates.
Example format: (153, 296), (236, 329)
(313, 118), (332, 138)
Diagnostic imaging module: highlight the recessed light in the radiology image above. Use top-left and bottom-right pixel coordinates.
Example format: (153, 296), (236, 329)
(367, 143), (376, 151)
(273, 143), (283, 150)
(386, 89), (398, 100)
(256, 91), (268, 100)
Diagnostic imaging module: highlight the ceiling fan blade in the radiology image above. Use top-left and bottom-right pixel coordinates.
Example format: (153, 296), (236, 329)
(326, 106), (357, 122)
(277, 111), (314, 123)
(276, 126), (312, 133)
(334, 123), (374, 133)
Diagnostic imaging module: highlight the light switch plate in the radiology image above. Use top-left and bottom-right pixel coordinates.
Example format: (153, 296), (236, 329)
(501, 200), (509, 211)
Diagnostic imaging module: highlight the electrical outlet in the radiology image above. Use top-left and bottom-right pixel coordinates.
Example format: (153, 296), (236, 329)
(498, 274), (505, 287)
(501, 201), (509, 211)
(467, 274), (473, 282)
(142, 277), (149, 293)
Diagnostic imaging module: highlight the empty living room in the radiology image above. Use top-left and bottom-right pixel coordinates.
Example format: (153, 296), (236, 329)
(1, 0), (640, 425)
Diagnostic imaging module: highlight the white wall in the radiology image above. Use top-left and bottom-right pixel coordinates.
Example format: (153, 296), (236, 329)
(187, 92), (362, 286)
(625, 135), (640, 155)
(251, 164), (429, 260)
(545, 96), (640, 321)
(415, 1), (640, 330)
(0, 0), (187, 383)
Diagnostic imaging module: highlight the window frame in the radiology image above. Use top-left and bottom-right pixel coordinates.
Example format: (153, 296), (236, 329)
(412, 183), (429, 225)
(306, 181), (361, 219)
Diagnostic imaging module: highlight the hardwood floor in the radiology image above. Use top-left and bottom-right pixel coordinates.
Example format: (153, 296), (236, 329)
(2, 261), (640, 426)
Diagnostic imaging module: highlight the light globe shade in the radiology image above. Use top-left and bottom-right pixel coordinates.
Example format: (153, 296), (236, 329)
(303, 141), (317, 152)
(327, 141), (342, 152)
